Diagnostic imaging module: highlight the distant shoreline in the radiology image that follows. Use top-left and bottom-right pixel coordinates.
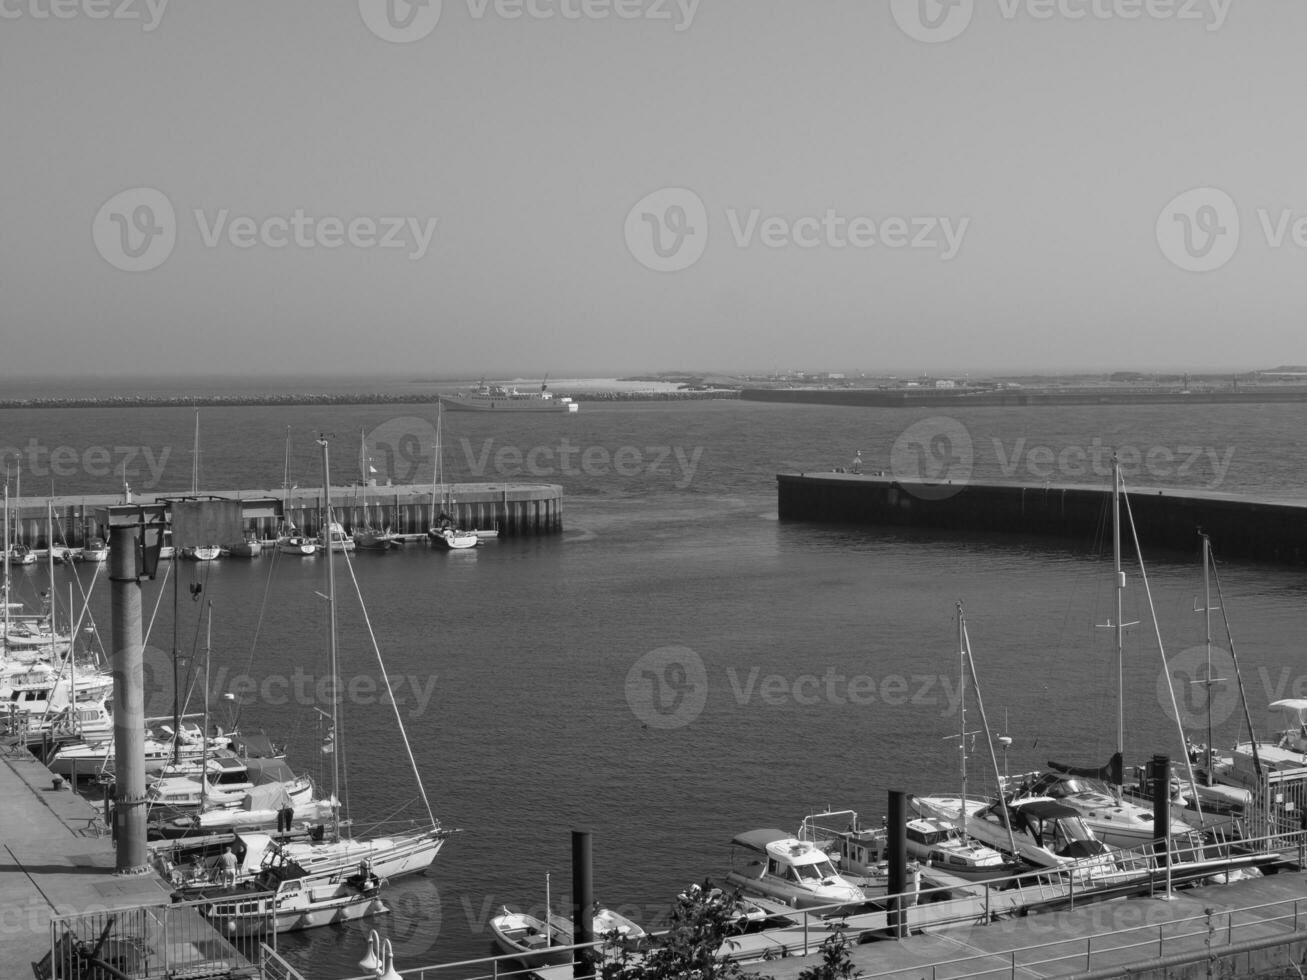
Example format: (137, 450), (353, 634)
(0, 389), (742, 410)
(741, 385), (1307, 408)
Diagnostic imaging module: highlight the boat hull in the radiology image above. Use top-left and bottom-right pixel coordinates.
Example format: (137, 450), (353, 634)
(438, 394), (577, 413)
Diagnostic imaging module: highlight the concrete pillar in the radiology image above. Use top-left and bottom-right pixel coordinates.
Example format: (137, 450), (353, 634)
(108, 521), (150, 874)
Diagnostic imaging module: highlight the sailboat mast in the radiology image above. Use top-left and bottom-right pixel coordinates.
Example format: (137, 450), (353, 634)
(1202, 532), (1214, 786)
(201, 602), (211, 812)
(957, 602), (967, 837)
(1112, 453), (1125, 800)
(4, 484), (10, 640)
(318, 437), (342, 835)
(958, 604), (1019, 858)
(191, 410), (200, 495)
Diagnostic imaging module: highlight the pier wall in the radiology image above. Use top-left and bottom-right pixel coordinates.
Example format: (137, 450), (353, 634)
(745, 386), (1307, 408)
(5, 482), (563, 546)
(777, 473), (1307, 564)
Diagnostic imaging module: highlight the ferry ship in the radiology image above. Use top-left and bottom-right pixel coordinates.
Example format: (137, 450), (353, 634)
(438, 381), (578, 413)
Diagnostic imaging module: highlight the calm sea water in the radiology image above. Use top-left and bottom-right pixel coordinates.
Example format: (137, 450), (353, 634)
(2, 392), (1307, 978)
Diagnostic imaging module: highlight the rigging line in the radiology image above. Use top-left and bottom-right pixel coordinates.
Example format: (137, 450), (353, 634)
(341, 544), (438, 830)
(142, 556), (173, 647)
(1207, 542), (1263, 780)
(230, 531), (281, 734)
(70, 561), (108, 664)
(1120, 483), (1207, 827)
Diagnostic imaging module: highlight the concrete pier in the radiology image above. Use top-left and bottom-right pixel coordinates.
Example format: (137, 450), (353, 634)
(778, 473), (1307, 564)
(0, 742), (253, 976)
(4, 482), (564, 548)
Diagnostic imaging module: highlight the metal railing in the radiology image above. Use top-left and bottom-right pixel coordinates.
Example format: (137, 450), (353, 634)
(42, 896), (268, 979)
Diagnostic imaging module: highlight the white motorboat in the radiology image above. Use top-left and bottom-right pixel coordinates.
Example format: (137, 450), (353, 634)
(276, 528), (317, 556)
(429, 525), (479, 550)
(77, 537), (109, 562)
(904, 814), (1026, 881)
(183, 544), (222, 561)
(722, 829), (866, 911)
(192, 860), (388, 935)
(320, 521), (355, 553)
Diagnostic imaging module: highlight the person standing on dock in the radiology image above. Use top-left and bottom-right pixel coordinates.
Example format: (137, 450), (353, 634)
(220, 846), (237, 887)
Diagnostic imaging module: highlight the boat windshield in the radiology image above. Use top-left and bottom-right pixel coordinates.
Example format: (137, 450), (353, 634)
(1053, 816), (1095, 848)
(792, 859), (837, 881)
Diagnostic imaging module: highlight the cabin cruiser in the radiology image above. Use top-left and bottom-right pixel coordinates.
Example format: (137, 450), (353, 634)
(723, 828), (866, 911)
(911, 794), (1113, 871)
(1009, 768), (1202, 852)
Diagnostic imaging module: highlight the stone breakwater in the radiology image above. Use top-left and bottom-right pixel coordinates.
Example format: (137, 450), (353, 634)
(0, 390), (740, 410)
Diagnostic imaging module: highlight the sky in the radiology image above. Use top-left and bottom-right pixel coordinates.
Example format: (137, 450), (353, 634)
(2, 0), (1305, 378)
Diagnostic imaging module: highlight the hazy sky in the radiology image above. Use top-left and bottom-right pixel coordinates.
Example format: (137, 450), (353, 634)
(3, 0), (1304, 378)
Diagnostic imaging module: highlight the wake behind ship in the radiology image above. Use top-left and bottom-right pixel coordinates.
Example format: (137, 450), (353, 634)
(438, 381), (578, 412)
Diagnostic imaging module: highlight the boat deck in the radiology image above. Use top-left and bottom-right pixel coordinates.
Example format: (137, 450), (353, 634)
(0, 741), (255, 977)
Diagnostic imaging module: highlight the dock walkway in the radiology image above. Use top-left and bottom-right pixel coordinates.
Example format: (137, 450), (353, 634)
(0, 741), (253, 977)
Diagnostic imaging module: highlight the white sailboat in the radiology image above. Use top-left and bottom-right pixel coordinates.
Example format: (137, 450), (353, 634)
(187, 437), (447, 934)
(428, 403), (479, 549)
(182, 411), (222, 561)
(276, 428), (318, 557)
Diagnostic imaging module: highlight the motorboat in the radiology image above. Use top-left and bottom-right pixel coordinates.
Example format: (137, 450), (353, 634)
(429, 525), (478, 550)
(276, 527), (317, 556)
(722, 829), (866, 911)
(7, 544), (36, 566)
(1010, 767), (1202, 852)
(77, 537), (109, 562)
(320, 521), (355, 553)
(903, 814), (1026, 881)
(189, 859), (388, 935)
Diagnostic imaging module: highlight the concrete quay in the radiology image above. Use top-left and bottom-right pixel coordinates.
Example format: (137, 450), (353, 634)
(0, 741), (254, 977)
(778, 473), (1307, 564)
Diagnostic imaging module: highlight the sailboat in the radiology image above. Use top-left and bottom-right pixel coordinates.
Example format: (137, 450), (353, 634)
(428, 403), (479, 550)
(185, 437), (448, 933)
(353, 429), (399, 551)
(1006, 457), (1203, 852)
(276, 428), (318, 557)
(912, 603), (1119, 873)
(182, 412), (222, 561)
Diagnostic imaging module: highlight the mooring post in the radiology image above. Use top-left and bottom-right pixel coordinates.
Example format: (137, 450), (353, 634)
(572, 829), (594, 980)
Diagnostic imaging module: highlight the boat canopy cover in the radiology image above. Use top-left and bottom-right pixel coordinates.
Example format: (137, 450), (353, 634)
(244, 757), (298, 784)
(1269, 699), (1307, 714)
(1012, 800), (1080, 820)
(1047, 752), (1123, 786)
(229, 733), (280, 758)
(731, 828), (791, 852)
(241, 782), (294, 811)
